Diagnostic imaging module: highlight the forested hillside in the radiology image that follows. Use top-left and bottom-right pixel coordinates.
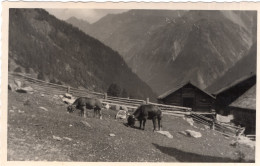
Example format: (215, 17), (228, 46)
(9, 9), (157, 100)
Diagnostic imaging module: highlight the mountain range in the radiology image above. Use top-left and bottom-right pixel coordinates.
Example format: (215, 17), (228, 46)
(8, 9), (157, 100)
(66, 10), (257, 95)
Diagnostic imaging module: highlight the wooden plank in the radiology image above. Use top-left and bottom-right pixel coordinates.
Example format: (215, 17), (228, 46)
(106, 97), (144, 105)
(107, 96), (145, 102)
(162, 113), (185, 117)
(104, 99), (142, 107)
(163, 110), (190, 115)
(149, 102), (192, 111)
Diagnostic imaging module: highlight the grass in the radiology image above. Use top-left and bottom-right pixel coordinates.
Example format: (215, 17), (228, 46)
(7, 91), (255, 162)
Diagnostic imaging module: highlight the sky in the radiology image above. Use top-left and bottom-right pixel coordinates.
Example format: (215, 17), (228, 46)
(45, 9), (128, 23)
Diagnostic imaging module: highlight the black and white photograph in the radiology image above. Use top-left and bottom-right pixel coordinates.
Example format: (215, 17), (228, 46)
(1, 2), (258, 164)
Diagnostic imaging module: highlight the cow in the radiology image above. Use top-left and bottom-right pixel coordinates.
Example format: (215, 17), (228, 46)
(127, 104), (162, 131)
(67, 97), (103, 119)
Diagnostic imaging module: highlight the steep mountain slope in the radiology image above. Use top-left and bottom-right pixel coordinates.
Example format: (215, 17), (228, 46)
(67, 10), (187, 62)
(206, 42), (257, 94)
(67, 10), (256, 94)
(132, 11), (256, 93)
(8, 9), (157, 100)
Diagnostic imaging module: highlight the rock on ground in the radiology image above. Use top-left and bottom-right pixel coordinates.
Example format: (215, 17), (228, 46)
(64, 93), (73, 99)
(109, 133), (116, 137)
(20, 86), (34, 94)
(53, 135), (62, 141)
(81, 121), (91, 128)
(14, 80), (22, 88)
(236, 136), (255, 149)
(182, 130), (202, 138)
(156, 131), (173, 139)
(39, 107), (48, 112)
(62, 98), (75, 105)
(183, 117), (194, 126)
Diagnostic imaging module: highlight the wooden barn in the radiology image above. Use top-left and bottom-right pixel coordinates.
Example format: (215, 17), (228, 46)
(213, 74), (256, 115)
(229, 85), (256, 135)
(157, 82), (215, 112)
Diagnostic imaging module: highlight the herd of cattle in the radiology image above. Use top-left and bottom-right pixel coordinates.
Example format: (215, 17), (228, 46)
(67, 97), (163, 131)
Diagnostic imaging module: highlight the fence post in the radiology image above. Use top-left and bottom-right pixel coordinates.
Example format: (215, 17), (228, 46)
(146, 98), (149, 104)
(104, 93), (107, 99)
(211, 120), (215, 130)
(67, 86), (70, 93)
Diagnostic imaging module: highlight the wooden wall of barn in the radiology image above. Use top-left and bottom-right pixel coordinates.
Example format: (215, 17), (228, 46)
(229, 107), (256, 135)
(158, 84), (214, 112)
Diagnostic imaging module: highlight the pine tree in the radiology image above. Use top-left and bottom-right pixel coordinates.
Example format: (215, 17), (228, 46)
(121, 88), (128, 98)
(107, 83), (121, 97)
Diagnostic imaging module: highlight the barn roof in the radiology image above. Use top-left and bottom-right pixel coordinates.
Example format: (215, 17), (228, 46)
(213, 74), (256, 95)
(158, 81), (216, 99)
(229, 84), (256, 110)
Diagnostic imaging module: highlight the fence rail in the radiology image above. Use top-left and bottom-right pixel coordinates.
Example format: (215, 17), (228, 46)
(189, 113), (244, 137)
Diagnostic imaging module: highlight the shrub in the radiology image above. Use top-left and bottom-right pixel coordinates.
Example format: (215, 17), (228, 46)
(14, 67), (22, 73)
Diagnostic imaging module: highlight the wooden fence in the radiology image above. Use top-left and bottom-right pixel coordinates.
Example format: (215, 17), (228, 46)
(8, 72), (191, 114)
(9, 72), (244, 137)
(189, 113), (244, 137)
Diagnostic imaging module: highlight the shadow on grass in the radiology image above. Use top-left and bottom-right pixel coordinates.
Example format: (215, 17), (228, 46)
(152, 143), (254, 163)
(123, 123), (142, 130)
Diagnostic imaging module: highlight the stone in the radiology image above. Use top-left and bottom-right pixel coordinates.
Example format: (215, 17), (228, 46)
(53, 95), (59, 99)
(39, 107), (48, 111)
(81, 121), (91, 128)
(237, 136), (255, 149)
(64, 93), (73, 99)
(109, 133), (116, 137)
(62, 98), (75, 105)
(53, 135), (62, 141)
(18, 110), (24, 113)
(41, 94), (45, 97)
(20, 86), (34, 94)
(204, 125), (210, 129)
(185, 130), (202, 138)
(14, 80), (22, 88)
(9, 110), (14, 113)
(156, 131), (173, 139)
(186, 117), (194, 126)
(63, 137), (73, 141)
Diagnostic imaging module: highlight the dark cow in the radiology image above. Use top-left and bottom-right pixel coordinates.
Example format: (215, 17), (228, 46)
(67, 97), (103, 119)
(127, 104), (162, 131)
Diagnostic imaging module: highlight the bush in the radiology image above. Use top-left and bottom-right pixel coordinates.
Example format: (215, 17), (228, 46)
(37, 72), (46, 81)
(25, 67), (30, 73)
(57, 81), (63, 85)
(50, 79), (56, 84)
(14, 67), (22, 73)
